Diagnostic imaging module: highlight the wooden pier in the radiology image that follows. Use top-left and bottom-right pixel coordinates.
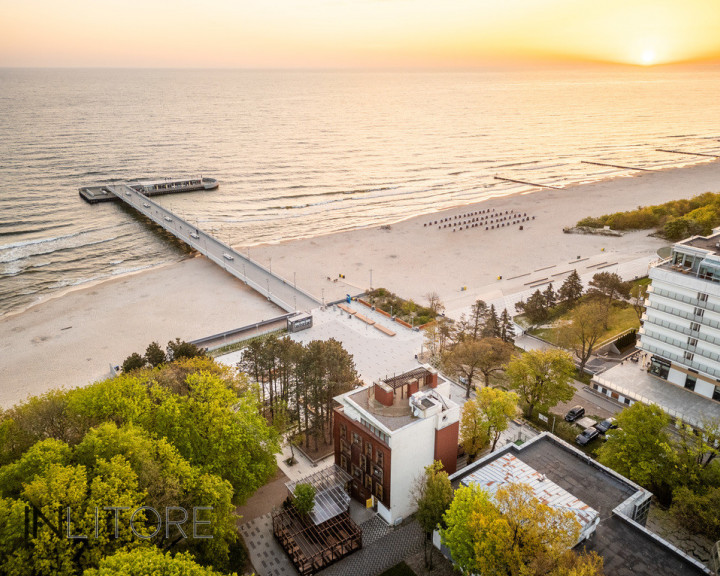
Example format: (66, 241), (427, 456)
(581, 161), (652, 172)
(103, 184), (320, 313)
(494, 176), (561, 190)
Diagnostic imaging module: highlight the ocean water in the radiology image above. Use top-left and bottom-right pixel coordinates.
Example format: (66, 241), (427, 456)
(1, 67), (720, 316)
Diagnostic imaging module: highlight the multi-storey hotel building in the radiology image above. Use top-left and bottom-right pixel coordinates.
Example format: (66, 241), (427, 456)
(640, 231), (720, 402)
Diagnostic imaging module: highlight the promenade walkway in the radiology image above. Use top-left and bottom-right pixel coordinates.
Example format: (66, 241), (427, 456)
(107, 184), (319, 313)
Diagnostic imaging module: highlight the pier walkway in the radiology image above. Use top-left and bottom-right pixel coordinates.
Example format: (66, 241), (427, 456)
(107, 184), (320, 313)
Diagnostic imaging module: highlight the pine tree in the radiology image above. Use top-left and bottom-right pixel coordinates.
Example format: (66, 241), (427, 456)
(524, 290), (549, 323)
(500, 309), (515, 343)
(483, 305), (501, 338)
(558, 270), (584, 305)
(543, 283), (556, 309)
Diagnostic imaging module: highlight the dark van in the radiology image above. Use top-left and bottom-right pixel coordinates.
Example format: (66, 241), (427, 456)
(564, 405), (585, 422)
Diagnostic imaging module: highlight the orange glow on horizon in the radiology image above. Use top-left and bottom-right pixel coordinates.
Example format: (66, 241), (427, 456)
(0, 0), (719, 68)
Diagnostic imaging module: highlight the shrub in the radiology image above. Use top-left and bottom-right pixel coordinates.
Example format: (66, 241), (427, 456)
(121, 352), (145, 373)
(293, 483), (316, 516)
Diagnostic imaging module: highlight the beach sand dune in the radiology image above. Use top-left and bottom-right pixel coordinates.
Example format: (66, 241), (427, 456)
(0, 257), (283, 408)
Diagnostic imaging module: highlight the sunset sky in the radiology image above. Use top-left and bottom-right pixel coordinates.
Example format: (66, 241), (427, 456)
(1, 0), (719, 68)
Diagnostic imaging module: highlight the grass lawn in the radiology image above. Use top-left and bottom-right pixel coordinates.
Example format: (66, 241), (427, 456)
(531, 302), (640, 347)
(380, 561), (417, 576)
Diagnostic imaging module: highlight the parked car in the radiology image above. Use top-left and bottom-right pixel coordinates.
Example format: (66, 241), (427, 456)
(575, 427), (600, 446)
(564, 405), (585, 422)
(594, 417), (618, 434)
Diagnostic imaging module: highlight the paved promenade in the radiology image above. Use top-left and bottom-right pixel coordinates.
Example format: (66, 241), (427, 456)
(108, 184), (319, 313)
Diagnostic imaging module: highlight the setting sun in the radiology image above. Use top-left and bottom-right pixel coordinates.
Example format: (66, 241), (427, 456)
(641, 49), (657, 65)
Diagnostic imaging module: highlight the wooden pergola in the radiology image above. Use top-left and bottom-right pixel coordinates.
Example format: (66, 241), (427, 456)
(273, 465), (362, 575)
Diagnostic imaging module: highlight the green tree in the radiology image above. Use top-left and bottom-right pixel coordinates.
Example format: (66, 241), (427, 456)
(543, 283), (557, 309)
(84, 547), (235, 576)
(122, 352), (146, 374)
(521, 289), (549, 324)
(507, 349), (575, 419)
(166, 338), (206, 361)
(475, 337), (515, 387)
(413, 461), (454, 569)
(560, 301), (607, 373)
(558, 270), (584, 306)
(443, 339), (487, 398)
(479, 387), (519, 451)
(460, 398), (490, 462)
(596, 403), (677, 500)
(442, 483), (582, 576)
(670, 486), (720, 541)
(293, 483), (316, 516)
(500, 309), (516, 344)
(460, 387), (518, 459)
(145, 341), (166, 367)
(482, 305), (501, 338)
(588, 272), (631, 326)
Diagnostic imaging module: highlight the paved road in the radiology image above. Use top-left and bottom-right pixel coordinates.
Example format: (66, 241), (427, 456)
(108, 184), (320, 313)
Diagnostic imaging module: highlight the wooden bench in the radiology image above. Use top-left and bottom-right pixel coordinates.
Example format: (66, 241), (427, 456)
(354, 313), (375, 325)
(374, 324), (396, 337)
(338, 303), (356, 315)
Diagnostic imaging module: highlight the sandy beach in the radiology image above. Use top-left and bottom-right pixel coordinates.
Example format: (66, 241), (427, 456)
(2, 160), (720, 408)
(251, 161), (720, 316)
(0, 257), (283, 408)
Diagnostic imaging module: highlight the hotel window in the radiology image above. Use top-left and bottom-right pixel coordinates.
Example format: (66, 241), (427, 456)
(685, 374), (697, 392)
(694, 307), (705, 318)
(684, 351), (695, 362)
(340, 454), (348, 472)
(365, 442), (372, 459)
(340, 424), (346, 439)
(649, 357), (670, 379)
(713, 385), (720, 402)
(352, 432), (361, 445)
(373, 465), (384, 483)
(375, 484), (384, 501)
(360, 454), (366, 471)
(691, 322), (701, 332)
(341, 439), (349, 454)
(376, 450), (384, 467)
(364, 474), (372, 490)
(352, 465), (362, 480)
(688, 337), (698, 348)
(698, 292), (709, 302)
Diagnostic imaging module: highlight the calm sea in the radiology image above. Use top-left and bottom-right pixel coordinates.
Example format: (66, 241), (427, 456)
(1, 67), (720, 316)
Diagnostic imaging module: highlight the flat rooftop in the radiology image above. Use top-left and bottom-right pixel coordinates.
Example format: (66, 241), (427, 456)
(461, 452), (598, 536)
(345, 370), (450, 431)
(594, 361), (720, 430)
(450, 434), (710, 576)
(679, 232), (720, 256)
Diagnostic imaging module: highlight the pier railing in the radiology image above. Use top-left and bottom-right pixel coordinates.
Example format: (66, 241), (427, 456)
(107, 184), (320, 313)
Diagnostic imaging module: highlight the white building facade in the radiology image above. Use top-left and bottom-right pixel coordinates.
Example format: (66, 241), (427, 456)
(333, 366), (460, 525)
(640, 231), (720, 402)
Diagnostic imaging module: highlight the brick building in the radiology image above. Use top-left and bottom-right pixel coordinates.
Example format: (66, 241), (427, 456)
(333, 365), (460, 525)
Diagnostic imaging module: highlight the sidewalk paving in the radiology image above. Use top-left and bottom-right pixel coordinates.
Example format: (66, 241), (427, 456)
(316, 520), (424, 576)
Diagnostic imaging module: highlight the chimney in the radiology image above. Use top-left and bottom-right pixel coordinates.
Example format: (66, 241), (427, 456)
(428, 368), (438, 388)
(374, 382), (394, 407)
